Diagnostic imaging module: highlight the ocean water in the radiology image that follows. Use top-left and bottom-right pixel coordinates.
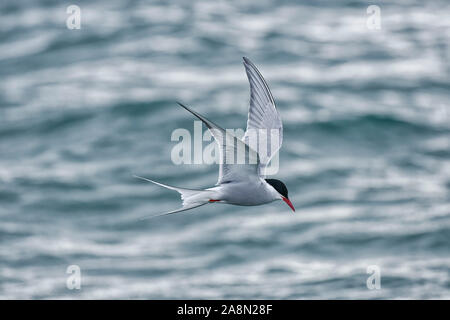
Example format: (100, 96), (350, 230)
(0, 0), (449, 299)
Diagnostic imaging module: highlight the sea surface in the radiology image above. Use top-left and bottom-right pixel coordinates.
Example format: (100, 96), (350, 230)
(0, 0), (449, 299)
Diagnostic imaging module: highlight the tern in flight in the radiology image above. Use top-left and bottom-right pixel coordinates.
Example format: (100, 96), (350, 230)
(135, 57), (294, 218)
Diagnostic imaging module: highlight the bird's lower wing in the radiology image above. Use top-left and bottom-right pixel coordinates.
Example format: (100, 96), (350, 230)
(177, 102), (260, 185)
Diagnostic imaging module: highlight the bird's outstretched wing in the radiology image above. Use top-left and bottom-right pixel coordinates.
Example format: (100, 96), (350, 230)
(242, 57), (283, 177)
(177, 102), (260, 185)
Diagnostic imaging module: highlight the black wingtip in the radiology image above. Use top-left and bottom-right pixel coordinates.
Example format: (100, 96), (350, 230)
(176, 101), (189, 111)
(243, 56), (250, 64)
(176, 101), (202, 123)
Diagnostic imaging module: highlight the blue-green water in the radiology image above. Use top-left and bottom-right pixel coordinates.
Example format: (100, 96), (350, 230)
(0, 0), (449, 299)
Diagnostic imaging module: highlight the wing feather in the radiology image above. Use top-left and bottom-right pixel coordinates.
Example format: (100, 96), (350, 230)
(242, 57), (283, 177)
(177, 102), (259, 185)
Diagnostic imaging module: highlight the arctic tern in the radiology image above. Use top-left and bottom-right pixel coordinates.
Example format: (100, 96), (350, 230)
(135, 57), (294, 218)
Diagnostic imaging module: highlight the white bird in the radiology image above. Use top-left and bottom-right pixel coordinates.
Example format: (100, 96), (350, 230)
(135, 57), (294, 218)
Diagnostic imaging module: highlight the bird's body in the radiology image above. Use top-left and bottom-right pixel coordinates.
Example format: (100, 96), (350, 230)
(207, 178), (280, 206)
(135, 57), (294, 218)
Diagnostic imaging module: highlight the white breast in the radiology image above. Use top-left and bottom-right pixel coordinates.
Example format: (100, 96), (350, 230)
(209, 178), (281, 206)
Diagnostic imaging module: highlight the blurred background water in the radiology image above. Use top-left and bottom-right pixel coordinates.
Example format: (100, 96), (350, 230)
(0, 0), (449, 299)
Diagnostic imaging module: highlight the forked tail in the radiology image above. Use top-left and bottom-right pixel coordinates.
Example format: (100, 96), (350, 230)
(133, 175), (213, 219)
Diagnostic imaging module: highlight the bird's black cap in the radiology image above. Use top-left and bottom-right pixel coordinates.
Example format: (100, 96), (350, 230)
(265, 179), (288, 198)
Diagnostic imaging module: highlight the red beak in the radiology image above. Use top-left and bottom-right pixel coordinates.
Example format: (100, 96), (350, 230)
(282, 197), (295, 212)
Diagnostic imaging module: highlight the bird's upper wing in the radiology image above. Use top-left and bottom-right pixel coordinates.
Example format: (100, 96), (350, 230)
(242, 57), (283, 177)
(177, 102), (260, 185)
